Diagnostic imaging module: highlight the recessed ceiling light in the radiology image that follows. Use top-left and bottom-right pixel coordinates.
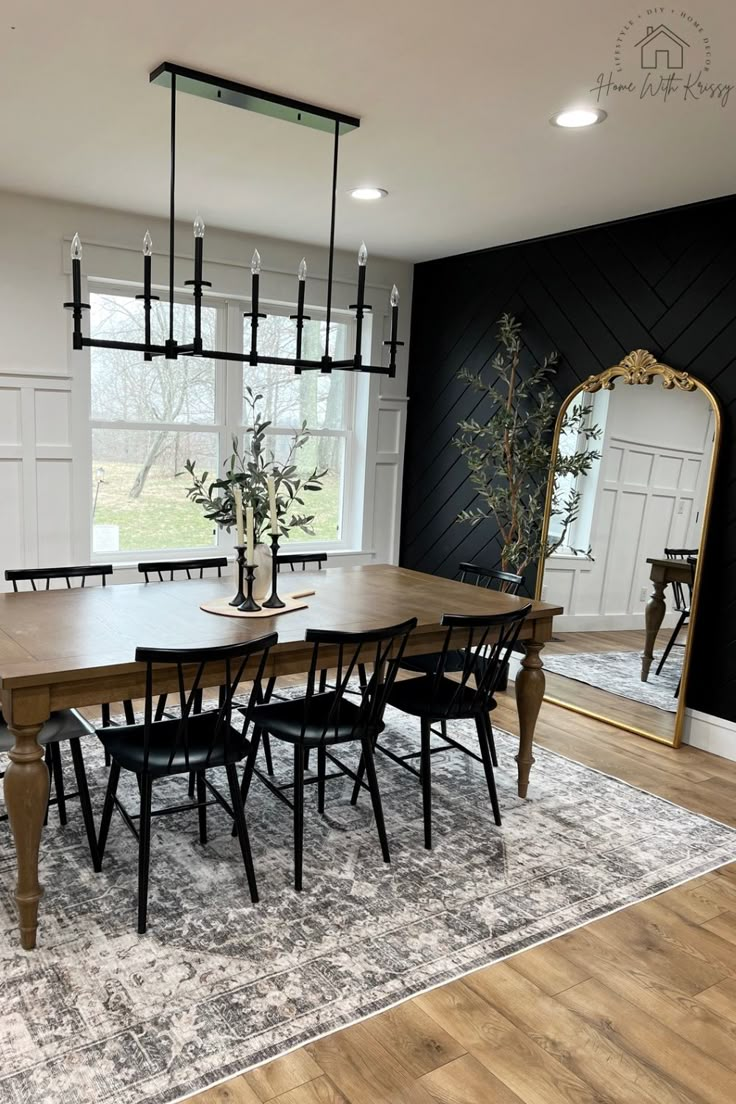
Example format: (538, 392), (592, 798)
(349, 187), (388, 200)
(550, 108), (607, 129)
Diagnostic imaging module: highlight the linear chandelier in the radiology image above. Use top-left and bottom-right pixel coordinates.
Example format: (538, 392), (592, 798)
(65, 62), (403, 376)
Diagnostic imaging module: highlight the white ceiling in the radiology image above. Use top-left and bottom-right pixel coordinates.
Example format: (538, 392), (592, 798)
(1, 0), (735, 262)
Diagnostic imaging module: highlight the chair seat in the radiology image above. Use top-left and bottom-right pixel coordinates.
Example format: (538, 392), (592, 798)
(387, 674), (497, 720)
(251, 691), (384, 746)
(97, 714), (248, 777)
(0, 708), (93, 753)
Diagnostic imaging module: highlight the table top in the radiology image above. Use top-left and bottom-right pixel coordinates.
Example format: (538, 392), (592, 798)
(0, 564), (562, 692)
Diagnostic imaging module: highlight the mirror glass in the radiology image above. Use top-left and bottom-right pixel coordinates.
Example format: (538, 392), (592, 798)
(537, 356), (719, 746)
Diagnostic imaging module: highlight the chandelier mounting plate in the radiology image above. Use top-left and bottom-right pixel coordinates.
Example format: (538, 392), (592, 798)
(150, 62), (360, 136)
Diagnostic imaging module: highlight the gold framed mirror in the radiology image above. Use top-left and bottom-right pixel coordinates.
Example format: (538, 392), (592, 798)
(535, 350), (721, 748)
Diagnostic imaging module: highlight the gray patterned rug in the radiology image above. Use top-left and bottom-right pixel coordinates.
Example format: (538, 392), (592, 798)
(1, 704), (734, 1104)
(544, 649), (682, 712)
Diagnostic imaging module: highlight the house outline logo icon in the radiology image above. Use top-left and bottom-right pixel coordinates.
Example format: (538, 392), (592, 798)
(634, 23), (689, 70)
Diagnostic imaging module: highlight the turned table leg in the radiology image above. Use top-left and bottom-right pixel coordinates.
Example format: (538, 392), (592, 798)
(5, 720), (50, 950)
(515, 639), (545, 799)
(642, 579), (667, 682)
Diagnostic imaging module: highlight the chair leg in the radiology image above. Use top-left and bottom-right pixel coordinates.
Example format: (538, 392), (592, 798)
(477, 714), (502, 827)
(262, 733), (274, 776)
(49, 741), (67, 825)
(360, 733), (390, 863)
(486, 712), (498, 768)
(69, 738), (101, 871)
(420, 718), (432, 850)
(226, 763), (259, 904)
(101, 703), (112, 766)
(188, 772), (196, 799)
(655, 610), (688, 676)
(358, 663), (368, 693)
(97, 760), (121, 865)
(294, 744), (305, 891)
(43, 746), (51, 826)
(317, 744), (326, 814)
(197, 772), (207, 845)
(137, 774), (153, 934)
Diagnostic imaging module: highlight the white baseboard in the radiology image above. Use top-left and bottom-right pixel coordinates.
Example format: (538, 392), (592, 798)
(682, 709), (736, 761)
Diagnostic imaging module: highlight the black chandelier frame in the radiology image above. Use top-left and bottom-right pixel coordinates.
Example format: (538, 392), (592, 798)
(65, 62), (402, 377)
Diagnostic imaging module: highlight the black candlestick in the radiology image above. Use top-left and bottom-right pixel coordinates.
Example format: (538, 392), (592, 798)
(136, 253), (160, 363)
(229, 545), (247, 607)
(63, 256), (90, 352)
(290, 279), (311, 374)
(185, 238), (212, 356)
(262, 533), (286, 609)
(239, 562), (261, 613)
(349, 262), (371, 370)
(383, 305), (404, 380)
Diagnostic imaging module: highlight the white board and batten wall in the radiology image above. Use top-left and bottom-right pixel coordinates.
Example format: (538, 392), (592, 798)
(0, 190), (411, 585)
(542, 384), (713, 632)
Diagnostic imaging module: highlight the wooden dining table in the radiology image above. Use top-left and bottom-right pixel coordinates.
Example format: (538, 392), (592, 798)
(642, 556), (693, 681)
(0, 563), (562, 950)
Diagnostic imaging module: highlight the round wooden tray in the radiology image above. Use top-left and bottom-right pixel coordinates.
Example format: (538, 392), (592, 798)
(200, 589), (314, 619)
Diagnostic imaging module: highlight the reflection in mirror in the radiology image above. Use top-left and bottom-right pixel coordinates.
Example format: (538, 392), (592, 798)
(537, 353), (719, 747)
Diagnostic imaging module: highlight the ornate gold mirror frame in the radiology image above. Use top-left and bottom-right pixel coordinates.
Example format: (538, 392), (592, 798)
(535, 350), (721, 748)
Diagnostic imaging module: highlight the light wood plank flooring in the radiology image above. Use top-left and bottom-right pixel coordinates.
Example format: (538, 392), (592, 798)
(187, 694), (736, 1104)
(544, 629), (687, 742)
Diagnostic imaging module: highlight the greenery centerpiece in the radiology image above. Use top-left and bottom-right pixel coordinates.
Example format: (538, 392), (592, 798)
(180, 388), (327, 595)
(454, 314), (601, 577)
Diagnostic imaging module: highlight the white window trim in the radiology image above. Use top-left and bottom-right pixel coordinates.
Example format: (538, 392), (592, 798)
(83, 281), (367, 565)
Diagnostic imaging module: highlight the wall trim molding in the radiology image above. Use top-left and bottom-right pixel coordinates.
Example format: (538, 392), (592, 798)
(682, 708), (736, 761)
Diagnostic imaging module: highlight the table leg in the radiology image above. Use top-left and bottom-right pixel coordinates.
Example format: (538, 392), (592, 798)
(642, 580), (667, 682)
(515, 640), (545, 799)
(5, 721), (50, 951)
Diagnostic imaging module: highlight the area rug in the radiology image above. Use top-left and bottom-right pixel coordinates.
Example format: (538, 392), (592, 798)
(544, 648), (682, 712)
(1, 705), (734, 1104)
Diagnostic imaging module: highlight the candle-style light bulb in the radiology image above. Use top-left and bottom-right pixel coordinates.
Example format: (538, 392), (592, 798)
(251, 248), (261, 275)
(390, 284), (400, 307)
(143, 229), (153, 257)
(358, 241), (368, 267)
(71, 233), (82, 261)
(298, 257), (307, 281)
(193, 214), (205, 239)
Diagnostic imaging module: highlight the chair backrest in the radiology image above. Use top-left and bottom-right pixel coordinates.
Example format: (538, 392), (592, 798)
(277, 552), (327, 573)
(137, 556), (228, 583)
(663, 548), (698, 611)
(135, 633), (277, 772)
(5, 564), (113, 591)
(429, 605), (532, 718)
(457, 562), (524, 594)
(296, 617), (417, 743)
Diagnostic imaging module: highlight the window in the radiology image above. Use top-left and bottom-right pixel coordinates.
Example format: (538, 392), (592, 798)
(88, 290), (357, 559)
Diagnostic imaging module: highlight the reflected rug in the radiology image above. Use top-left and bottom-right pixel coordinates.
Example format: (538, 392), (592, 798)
(1, 704), (734, 1104)
(544, 649), (682, 712)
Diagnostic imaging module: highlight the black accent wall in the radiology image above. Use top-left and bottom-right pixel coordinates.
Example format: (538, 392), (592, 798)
(401, 196), (736, 723)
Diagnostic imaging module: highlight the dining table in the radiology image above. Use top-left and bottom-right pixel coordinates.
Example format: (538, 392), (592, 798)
(641, 556), (693, 681)
(0, 563), (562, 950)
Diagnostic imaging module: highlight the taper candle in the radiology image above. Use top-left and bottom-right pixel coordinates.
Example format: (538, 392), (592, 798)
(268, 476), (279, 535)
(245, 504), (255, 565)
(233, 485), (244, 546)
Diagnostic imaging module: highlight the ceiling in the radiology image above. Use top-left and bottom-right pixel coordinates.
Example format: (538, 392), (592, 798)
(2, 0), (735, 262)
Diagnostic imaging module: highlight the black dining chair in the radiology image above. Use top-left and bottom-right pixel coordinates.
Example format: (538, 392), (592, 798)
(655, 549), (698, 678)
(137, 556), (228, 582)
(240, 617), (417, 891)
(276, 552), (327, 573)
(399, 562), (524, 766)
(1, 564), (112, 868)
(353, 605), (532, 850)
(96, 633), (277, 933)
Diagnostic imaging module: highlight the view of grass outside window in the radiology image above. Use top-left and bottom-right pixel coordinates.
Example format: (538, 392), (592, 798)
(90, 292), (353, 556)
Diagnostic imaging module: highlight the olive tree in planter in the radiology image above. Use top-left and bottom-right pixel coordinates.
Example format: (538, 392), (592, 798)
(454, 313), (601, 578)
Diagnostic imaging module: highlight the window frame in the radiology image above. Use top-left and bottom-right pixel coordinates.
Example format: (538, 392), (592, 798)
(86, 281), (360, 564)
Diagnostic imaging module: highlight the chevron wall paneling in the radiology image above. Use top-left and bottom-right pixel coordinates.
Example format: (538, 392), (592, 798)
(401, 196), (736, 723)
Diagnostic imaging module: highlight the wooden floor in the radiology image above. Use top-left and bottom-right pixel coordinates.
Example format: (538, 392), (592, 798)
(544, 629), (685, 743)
(187, 695), (736, 1104)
